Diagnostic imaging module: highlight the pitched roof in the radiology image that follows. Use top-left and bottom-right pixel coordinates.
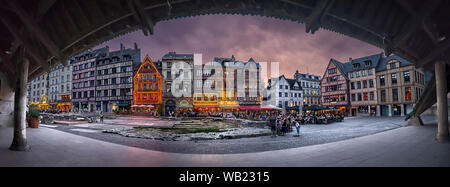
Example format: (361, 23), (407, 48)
(162, 52), (193, 60)
(376, 54), (414, 72)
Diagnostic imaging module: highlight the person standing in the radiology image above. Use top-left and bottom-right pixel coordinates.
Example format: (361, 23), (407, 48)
(269, 113), (277, 137)
(99, 111), (104, 123)
(294, 120), (301, 137)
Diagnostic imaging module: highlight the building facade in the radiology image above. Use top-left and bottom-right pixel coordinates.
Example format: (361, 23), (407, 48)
(294, 70), (321, 107)
(71, 49), (101, 113)
(48, 63), (73, 112)
(320, 53), (427, 116)
(133, 55), (162, 114)
(346, 54), (381, 116)
(269, 75), (303, 114)
(376, 55), (426, 116)
(161, 52), (194, 116)
(95, 45), (140, 113)
(320, 59), (351, 114)
(28, 73), (50, 109)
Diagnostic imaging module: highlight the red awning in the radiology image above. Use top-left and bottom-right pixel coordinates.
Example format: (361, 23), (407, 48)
(238, 105), (262, 110)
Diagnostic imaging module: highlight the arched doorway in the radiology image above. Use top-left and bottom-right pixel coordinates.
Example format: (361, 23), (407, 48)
(165, 100), (176, 116)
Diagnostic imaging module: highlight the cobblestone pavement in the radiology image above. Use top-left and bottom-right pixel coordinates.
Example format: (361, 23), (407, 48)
(43, 116), (415, 154)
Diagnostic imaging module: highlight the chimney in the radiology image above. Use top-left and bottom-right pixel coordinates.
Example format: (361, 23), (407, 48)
(106, 45), (109, 57)
(349, 58), (352, 62)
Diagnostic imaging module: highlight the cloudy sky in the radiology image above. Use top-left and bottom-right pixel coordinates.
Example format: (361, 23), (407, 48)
(99, 14), (382, 78)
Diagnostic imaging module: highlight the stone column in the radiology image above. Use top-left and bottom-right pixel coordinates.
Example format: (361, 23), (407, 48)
(435, 61), (449, 142)
(376, 105), (381, 116)
(10, 51), (30, 151)
(368, 105), (371, 116)
(400, 104), (404, 117)
(388, 105), (392, 117)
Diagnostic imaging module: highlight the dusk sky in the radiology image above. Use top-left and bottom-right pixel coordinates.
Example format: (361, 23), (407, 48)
(98, 14), (383, 78)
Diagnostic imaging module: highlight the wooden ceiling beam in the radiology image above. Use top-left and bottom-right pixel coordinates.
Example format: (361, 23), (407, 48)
(6, 0), (62, 60)
(128, 0), (155, 36)
(416, 38), (450, 67)
(0, 17), (50, 71)
(305, 0), (334, 34)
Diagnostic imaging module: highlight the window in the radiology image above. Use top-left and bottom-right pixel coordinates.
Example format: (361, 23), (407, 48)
(279, 92), (282, 97)
(370, 92), (374, 100)
(357, 93), (362, 101)
(365, 60), (372, 67)
(405, 87), (411, 101)
(390, 63), (396, 69)
(357, 81), (361, 89)
(356, 71), (360, 77)
(353, 63), (360, 69)
(363, 93), (368, 101)
(111, 78), (116, 85)
(381, 90), (386, 102)
(90, 91), (94, 97)
(285, 93), (288, 97)
(368, 69), (373, 75)
(392, 88), (398, 101)
(369, 79), (374, 88)
(404, 71), (410, 83)
(104, 90), (108, 97)
(362, 70), (366, 77)
(285, 85), (288, 89)
(391, 73), (397, 84)
(363, 80), (367, 88)
(196, 80), (202, 88)
(328, 68), (336, 74)
(167, 71), (171, 79)
(349, 72), (354, 78)
(380, 75), (385, 86)
(111, 89), (116, 97)
(351, 82), (355, 90)
(351, 94), (355, 101)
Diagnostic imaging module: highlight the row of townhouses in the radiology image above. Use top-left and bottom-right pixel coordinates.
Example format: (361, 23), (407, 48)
(321, 53), (427, 117)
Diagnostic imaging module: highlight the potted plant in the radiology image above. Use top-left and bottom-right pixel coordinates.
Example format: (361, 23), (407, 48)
(27, 108), (40, 128)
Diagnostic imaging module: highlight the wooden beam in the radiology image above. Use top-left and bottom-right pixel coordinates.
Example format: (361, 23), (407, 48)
(128, 0), (154, 36)
(37, 0), (57, 19)
(385, 0), (440, 56)
(6, 0), (62, 60)
(305, 0), (334, 34)
(416, 38), (450, 67)
(0, 17), (50, 71)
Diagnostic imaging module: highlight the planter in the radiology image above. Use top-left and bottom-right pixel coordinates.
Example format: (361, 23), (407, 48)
(27, 118), (39, 128)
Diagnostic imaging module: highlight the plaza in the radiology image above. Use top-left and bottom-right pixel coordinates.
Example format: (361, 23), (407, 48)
(1, 115), (449, 167)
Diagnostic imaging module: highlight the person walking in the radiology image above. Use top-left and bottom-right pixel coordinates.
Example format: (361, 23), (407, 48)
(99, 111), (104, 123)
(269, 113), (277, 137)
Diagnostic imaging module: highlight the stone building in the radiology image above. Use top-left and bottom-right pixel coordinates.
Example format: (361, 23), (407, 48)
(71, 49), (102, 113)
(346, 53), (382, 116)
(48, 63), (73, 112)
(28, 73), (50, 109)
(161, 52), (194, 116)
(294, 70), (321, 107)
(269, 75), (303, 114)
(94, 44), (140, 113)
(375, 55), (426, 116)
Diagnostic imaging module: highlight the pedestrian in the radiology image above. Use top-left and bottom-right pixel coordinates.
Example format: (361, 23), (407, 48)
(294, 120), (301, 137)
(268, 112), (277, 137)
(99, 111), (104, 123)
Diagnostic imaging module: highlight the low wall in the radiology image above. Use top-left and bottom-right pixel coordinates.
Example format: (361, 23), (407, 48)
(0, 72), (14, 127)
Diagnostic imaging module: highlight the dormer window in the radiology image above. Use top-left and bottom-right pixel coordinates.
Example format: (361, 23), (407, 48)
(364, 60), (372, 67)
(353, 63), (360, 69)
(390, 63), (396, 69)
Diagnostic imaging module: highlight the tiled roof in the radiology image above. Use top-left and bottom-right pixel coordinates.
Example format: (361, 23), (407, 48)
(375, 54), (414, 72)
(162, 52), (193, 60)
